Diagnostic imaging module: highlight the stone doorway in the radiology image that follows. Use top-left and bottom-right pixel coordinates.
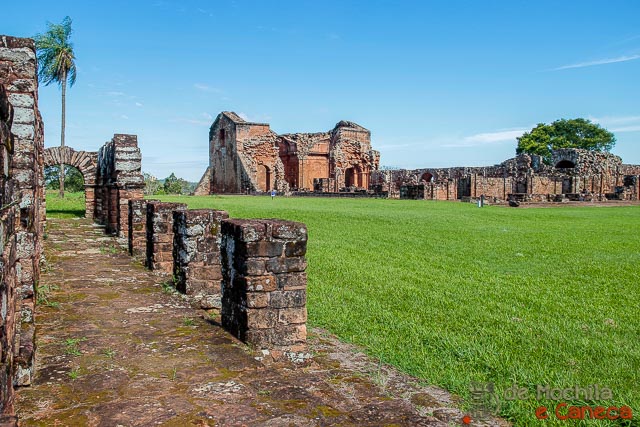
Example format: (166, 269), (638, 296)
(256, 164), (271, 192)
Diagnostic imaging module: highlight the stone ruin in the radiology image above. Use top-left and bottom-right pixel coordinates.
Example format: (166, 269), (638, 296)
(0, 36), (44, 421)
(374, 149), (640, 203)
(0, 35), (309, 423)
(194, 112), (380, 195)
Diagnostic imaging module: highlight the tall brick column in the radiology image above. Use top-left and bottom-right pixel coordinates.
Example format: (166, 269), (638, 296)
(146, 202), (186, 273)
(220, 219), (308, 361)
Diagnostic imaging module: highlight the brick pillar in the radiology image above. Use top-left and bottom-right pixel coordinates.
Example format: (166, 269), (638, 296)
(128, 199), (157, 257)
(84, 185), (96, 218)
(173, 209), (229, 310)
(117, 188), (143, 240)
(146, 202), (186, 273)
(220, 219), (308, 361)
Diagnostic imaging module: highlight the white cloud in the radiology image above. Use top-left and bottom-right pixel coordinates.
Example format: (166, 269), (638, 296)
(135, 102), (143, 107)
(611, 125), (640, 133)
(441, 129), (528, 147)
(120, 114), (129, 120)
(106, 91), (125, 97)
(201, 112), (213, 121)
(194, 83), (221, 93)
(170, 117), (210, 126)
(238, 112), (249, 121)
(589, 115), (640, 132)
(553, 54), (640, 71)
(590, 115), (640, 125)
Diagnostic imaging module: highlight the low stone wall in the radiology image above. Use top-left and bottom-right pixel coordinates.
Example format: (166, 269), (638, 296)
(173, 209), (228, 310)
(220, 219), (308, 362)
(129, 200), (309, 361)
(145, 201), (186, 272)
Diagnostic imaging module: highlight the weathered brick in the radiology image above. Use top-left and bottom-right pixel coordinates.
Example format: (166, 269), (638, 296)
(278, 307), (307, 324)
(276, 272), (307, 290)
(269, 290), (306, 308)
(246, 308), (277, 329)
(266, 257), (307, 274)
(246, 292), (270, 309)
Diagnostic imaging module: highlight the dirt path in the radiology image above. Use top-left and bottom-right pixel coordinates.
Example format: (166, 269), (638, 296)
(15, 218), (486, 426)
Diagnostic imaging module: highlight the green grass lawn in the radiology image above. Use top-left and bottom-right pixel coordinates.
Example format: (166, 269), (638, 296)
(47, 193), (639, 425)
(45, 190), (86, 218)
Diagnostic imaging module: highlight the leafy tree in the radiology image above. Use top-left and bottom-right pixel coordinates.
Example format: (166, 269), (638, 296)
(516, 118), (615, 162)
(163, 173), (189, 194)
(45, 165), (84, 192)
(35, 16), (77, 198)
(143, 172), (161, 196)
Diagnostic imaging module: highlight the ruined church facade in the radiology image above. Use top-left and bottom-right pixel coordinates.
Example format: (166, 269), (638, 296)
(197, 112), (380, 194)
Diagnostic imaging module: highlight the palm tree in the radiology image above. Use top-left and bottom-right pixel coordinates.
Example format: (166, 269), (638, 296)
(35, 16), (77, 198)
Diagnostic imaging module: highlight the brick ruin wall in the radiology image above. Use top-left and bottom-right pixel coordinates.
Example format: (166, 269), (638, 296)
(201, 112), (380, 195)
(173, 209), (228, 310)
(95, 134), (144, 238)
(379, 149), (640, 202)
(128, 201), (309, 362)
(0, 36), (44, 422)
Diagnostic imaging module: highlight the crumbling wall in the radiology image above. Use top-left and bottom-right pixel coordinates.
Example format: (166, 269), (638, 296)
(330, 121), (380, 190)
(0, 35), (44, 421)
(206, 112), (380, 194)
(128, 199), (157, 258)
(128, 199), (310, 360)
(173, 209), (228, 311)
(145, 201), (186, 273)
(220, 219), (308, 362)
(95, 134), (144, 238)
(193, 166), (211, 196)
(391, 150), (640, 203)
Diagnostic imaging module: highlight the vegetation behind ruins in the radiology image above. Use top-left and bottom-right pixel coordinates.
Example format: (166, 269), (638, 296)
(46, 194), (640, 424)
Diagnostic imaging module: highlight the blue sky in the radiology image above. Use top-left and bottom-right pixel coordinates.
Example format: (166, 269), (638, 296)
(3, 0), (640, 181)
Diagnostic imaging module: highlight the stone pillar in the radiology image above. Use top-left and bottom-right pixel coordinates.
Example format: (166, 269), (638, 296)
(128, 199), (157, 257)
(220, 219), (308, 361)
(84, 185), (96, 218)
(146, 202), (186, 273)
(173, 209), (229, 310)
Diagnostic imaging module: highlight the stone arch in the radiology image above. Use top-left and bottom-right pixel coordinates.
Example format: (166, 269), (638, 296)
(43, 146), (98, 217)
(421, 172), (434, 183)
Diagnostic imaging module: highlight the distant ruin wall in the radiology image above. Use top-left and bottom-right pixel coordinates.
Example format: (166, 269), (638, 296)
(0, 35), (44, 422)
(383, 150), (640, 203)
